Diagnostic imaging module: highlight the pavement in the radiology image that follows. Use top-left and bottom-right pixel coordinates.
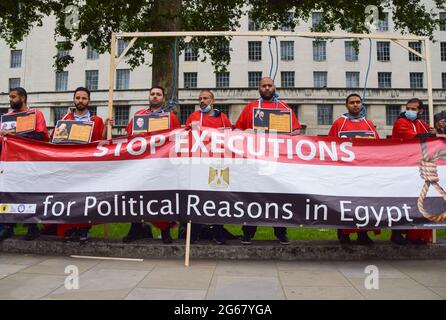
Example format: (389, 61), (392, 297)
(0, 253), (445, 300)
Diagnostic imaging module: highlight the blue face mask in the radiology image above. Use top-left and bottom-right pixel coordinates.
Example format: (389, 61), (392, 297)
(200, 105), (212, 113)
(405, 110), (418, 121)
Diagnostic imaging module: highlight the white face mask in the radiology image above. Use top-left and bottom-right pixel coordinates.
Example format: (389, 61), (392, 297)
(405, 110), (418, 121)
(200, 105), (212, 113)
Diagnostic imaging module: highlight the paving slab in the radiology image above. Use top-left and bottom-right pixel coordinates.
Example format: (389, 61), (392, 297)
(45, 268), (149, 300)
(0, 264), (29, 276)
(279, 270), (351, 287)
(20, 257), (100, 276)
(206, 276), (285, 300)
(283, 286), (364, 300)
(138, 266), (214, 290)
(214, 260), (278, 277)
(125, 287), (207, 300)
(0, 273), (65, 299)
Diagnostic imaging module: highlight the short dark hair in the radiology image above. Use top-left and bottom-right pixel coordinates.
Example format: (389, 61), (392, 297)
(346, 93), (362, 105)
(74, 87), (91, 99)
(407, 98), (424, 110)
(149, 86), (166, 97)
(9, 87), (27, 103)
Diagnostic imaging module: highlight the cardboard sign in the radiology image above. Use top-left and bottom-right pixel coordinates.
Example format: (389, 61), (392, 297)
(253, 108), (291, 134)
(132, 113), (170, 133)
(52, 120), (94, 144)
(1, 111), (36, 134)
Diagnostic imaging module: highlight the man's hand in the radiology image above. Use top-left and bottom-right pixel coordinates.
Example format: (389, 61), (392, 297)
(289, 129), (300, 136)
(0, 130), (8, 137)
(429, 127), (437, 134)
(105, 118), (114, 126)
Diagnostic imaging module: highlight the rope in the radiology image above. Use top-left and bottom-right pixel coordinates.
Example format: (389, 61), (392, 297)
(163, 37), (178, 113)
(361, 38), (372, 117)
(417, 140), (446, 222)
(268, 36), (279, 81)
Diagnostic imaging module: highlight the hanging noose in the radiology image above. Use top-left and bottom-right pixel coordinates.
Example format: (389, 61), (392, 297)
(417, 139), (446, 222)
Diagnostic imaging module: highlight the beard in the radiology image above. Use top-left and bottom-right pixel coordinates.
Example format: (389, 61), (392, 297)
(10, 100), (23, 110)
(75, 103), (88, 111)
(260, 92), (274, 101)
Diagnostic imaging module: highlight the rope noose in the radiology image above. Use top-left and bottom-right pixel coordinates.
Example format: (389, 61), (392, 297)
(417, 139), (446, 222)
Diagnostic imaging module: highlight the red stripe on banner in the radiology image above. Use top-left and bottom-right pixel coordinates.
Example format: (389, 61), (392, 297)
(2, 127), (446, 167)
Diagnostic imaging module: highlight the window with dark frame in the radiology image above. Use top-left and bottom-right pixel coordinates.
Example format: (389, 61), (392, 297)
(248, 41), (262, 61)
(317, 104), (333, 125)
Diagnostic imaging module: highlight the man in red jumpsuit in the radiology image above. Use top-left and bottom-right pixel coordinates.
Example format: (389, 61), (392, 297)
(235, 77), (301, 245)
(391, 98), (438, 245)
(185, 90), (232, 244)
(123, 86), (180, 244)
(328, 93), (381, 245)
(49, 87), (106, 243)
(0, 87), (49, 241)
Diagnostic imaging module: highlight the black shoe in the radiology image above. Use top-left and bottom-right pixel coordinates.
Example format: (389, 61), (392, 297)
(122, 224), (144, 243)
(409, 239), (428, 245)
(161, 229), (173, 244)
(391, 232), (408, 246)
(241, 234), (252, 245)
(337, 230), (351, 245)
(278, 235), (290, 245)
(23, 228), (40, 241)
(0, 227), (13, 241)
(357, 232), (374, 245)
(78, 228), (89, 244)
(213, 233), (226, 245)
(142, 225), (153, 239)
(63, 228), (79, 242)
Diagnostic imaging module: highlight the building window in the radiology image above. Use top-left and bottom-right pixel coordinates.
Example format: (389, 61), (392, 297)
(248, 41), (262, 61)
(344, 41), (358, 62)
(248, 13), (258, 31)
(216, 72), (230, 88)
(179, 105), (195, 125)
(280, 41), (294, 61)
(313, 41), (326, 61)
(440, 12), (446, 31)
(116, 69), (130, 90)
(421, 107), (430, 123)
(377, 42), (390, 61)
(216, 42), (230, 56)
(281, 12), (294, 32)
(53, 107), (68, 126)
(378, 12), (389, 31)
(312, 12), (322, 28)
(114, 106), (130, 126)
(57, 42), (70, 58)
(87, 45), (99, 60)
(441, 42), (446, 61)
(85, 70), (99, 91)
(378, 72), (392, 88)
(408, 41), (422, 61)
(442, 73), (446, 89)
(55, 71), (68, 91)
(386, 105), (401, 125)
(184, 43), (198, 62)
(346, 72), (360, 88)
(410, 72), (424, 89)
(9, 78), (21, 90)
(317, 104), (333, 125)
(313, 71), (328, 88)
(10, 50), (22, 68)
(117, 39), (130, 57)
(184, 72), (198, 88)
(248, 71), (262, 87)
(281, 72), (295, 88)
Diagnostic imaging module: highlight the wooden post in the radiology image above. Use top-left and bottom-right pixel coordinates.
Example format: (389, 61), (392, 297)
(424, 38), (437, 244)
(103, 33), (117, 240)
(185, 221), (192, 267)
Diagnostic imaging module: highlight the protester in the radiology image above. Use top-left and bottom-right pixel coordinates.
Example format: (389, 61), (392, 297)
(235, 77), (301, 245)
(328, 93), (381, 245)
(0, 87), (49, 241)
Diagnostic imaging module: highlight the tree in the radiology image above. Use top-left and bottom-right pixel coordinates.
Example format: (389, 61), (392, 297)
(1, 0), (445, 100)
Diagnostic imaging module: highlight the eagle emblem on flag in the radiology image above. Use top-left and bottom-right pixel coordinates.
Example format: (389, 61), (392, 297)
(208, 167), (230, 188)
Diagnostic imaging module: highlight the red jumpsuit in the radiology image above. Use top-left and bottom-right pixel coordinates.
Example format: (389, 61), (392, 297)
(52, 112), (105, 237)
(126, 108), (181, 231)
(185, 110), (232, 128)
(329, 116), (381, 236)
(392, 117), (432, 243)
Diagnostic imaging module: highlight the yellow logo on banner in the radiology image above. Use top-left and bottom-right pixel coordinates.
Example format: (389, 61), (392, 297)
(208, 167), (230, 188)
(0, 204), (9, 213)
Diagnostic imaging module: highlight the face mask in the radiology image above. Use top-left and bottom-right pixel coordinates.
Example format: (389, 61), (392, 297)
(405, 110), (418, 121)
(200, 105), (212, 113)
